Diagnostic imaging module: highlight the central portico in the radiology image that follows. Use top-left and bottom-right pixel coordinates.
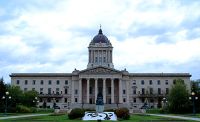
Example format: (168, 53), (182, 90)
(70, 66), (130, 108)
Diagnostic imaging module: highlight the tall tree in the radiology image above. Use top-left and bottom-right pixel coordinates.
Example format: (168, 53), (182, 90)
(168, 78), (190, 113)
(0, 77), (6, 111)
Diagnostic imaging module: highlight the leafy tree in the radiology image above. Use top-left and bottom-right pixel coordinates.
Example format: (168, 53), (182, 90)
(0, 77), (6, 112)
(168, 79), (190, 113)
(23, 90), (38, 107)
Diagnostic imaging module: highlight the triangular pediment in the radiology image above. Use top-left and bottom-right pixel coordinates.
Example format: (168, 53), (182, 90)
(79, 66), (122, 75)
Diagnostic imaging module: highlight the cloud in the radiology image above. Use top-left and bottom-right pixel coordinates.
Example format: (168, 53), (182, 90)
(0, 0), (200, 83)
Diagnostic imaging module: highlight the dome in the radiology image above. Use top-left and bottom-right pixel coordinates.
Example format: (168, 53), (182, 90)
(91, 29), (110, 44)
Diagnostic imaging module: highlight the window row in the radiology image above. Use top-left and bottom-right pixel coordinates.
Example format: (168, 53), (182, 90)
(132, 88), (169, 95)
(132, 80), (171, 85)
(16, 80), (69, 85)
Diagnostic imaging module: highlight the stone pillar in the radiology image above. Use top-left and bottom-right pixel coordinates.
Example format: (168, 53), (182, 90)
(71, 80), (74, 103)
(111, 79), (114, 103)
(78, 79), (82, 103)
(126, 80), (130, 103)
(95, 78), (98, 103)
(119, 79), (123, 103)
(103, 79), (106, 103)
(87, 79), (90, 103)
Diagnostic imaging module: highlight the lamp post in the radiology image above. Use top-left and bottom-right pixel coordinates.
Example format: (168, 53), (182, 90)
(189, 92), (198, 115)
(161, 97), (167, 109)
(2, 91), (11, 115)
(33, 97), (39, 107)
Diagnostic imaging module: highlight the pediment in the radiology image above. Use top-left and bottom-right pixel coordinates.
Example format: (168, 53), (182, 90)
(79, 66), (121, 75)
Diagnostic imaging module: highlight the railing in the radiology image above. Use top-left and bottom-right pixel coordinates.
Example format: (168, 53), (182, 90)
(38, 93), (63, 98)
(138, 93), (165, 98)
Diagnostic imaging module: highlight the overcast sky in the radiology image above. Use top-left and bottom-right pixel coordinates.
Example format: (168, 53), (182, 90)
(0, 0), (200, 83)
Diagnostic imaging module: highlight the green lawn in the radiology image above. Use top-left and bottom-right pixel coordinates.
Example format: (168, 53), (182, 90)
(0, 114), (197, 122)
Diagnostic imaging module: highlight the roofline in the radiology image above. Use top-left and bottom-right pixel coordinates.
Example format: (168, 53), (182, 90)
(10, 73), (72, 77)
(129, 73), (191, 77)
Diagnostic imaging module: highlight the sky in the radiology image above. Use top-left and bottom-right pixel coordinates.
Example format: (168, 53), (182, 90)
(0, 0), (200, 83)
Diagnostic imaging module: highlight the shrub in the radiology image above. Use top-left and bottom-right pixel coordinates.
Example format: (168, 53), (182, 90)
(68, 108), (85, 119)
(115, 108), (130, 120)
(16, 105), (31, 113)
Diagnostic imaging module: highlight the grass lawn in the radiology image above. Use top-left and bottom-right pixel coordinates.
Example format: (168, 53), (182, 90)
(0, 114), (197, 122)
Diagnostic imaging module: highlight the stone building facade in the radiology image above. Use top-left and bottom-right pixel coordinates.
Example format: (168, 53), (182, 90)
(10, 28), (191, 110)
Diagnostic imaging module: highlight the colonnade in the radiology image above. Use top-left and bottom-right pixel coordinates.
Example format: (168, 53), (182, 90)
(76, 78), (123, 104)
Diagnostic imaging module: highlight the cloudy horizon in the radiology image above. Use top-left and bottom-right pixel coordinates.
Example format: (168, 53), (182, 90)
(0, 0), (200, 83)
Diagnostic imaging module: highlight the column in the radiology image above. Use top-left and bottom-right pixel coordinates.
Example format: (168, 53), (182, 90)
(103, 79), (106, 103)
(119, 79), (123, 103)
(87, 79), (90, 103)
(108, 50), (110, 63)
(111, 79), (114, 103)
(95, 79), (98, 103)
(71, 80), (74, 103)
(78, 79), (82, 103)
(126, 80), (130, 103)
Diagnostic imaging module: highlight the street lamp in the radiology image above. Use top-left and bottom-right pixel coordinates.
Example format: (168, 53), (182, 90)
(189, 92), (198, 115)
(33, 97), (39, 107)
(161, 97), (168, 109)
(2, 91), (11, 115)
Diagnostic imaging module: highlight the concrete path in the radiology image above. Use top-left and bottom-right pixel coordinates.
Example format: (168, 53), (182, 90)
(148, 114), (200, 121)
(0, 113), (50, 120)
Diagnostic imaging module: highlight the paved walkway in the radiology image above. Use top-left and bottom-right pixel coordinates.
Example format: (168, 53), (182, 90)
(148, 114), (200, 121)
(0, 113), (50, 120)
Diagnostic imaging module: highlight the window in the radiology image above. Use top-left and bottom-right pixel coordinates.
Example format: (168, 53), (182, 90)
(99, 57), (102, 63)
(65, 80), (68, 85)
(165, 80), (168, 85)
(32, 88), (35, 91)
(47, 98), (51, 102)
(103, 57), (106, 63)
(32, 80), (36, 85)
(150, 88), (153, 94)
(158, 88), (161, 94)
(75, 98), (78, 102)
(48, 80), (51, 85)
(56, 80), (60, 85)
(48, 88), (51, 94)
(24, 88), (27, 92)
(75, 89), (78, 94)
(149, 80), (152, 85)
(95, 57), (98, 63)
(123, 90), (126, 94)
(166, 88), (169, 94)
(157, 80), (160, 85)
(56, 88), (59, 94)
(133, 89), (136, 94)
(40, 80), (44, 85)
(65, 88), (68, 94)
(150, 99), (154, 103)
(142, 88), (145, 94)
(16, 80), (20, 84)
(123, 98), (126, 102)
(142, 98), (145, 103)
(132, 80), (136, 85)
(56, 99), (59, 102)
(89, 87), (92, 94)
(141, 80), (144, 85)
(65, 98), (68, 103)
(25, 80), (28, 85)
(133, 98), (136, 103)
(40, 88), (43, 94)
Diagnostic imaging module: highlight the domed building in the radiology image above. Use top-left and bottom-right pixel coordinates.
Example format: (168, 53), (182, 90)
(10, 28), (191, 111)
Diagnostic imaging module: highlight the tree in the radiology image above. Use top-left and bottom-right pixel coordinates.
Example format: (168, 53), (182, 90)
(0, 77), (7, 112)
(23, 90), (38, 107)
(168, 79), (190, 113)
